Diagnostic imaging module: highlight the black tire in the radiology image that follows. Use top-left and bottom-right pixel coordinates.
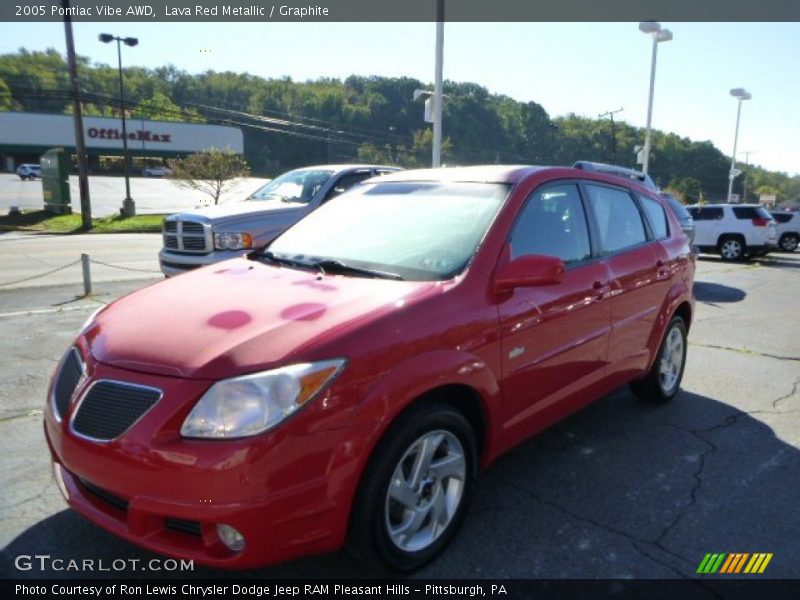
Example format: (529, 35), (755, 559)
(779, 233), (799, 253)
(718, 235), (745, 261)
(630, 316), (688, 404)
(348, 402), (477, 572)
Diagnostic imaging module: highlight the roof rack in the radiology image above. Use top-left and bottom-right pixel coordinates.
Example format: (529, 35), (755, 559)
(573, 161), (657, 191)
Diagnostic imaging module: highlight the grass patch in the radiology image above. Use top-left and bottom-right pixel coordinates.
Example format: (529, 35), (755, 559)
(0, 210), (165, 233)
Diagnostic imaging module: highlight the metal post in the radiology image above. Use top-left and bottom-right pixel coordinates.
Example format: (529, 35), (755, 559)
(62, 0), (92, 229)
(432, 0), (444, 168)
(116, 39), (135, 216)
(81, 253), (92, 296)
(642, 35), (658, 176)
(727, 99), (743, 203)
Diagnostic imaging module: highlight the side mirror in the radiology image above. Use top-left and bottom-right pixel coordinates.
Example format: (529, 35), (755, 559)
(494, 254), (566, 294)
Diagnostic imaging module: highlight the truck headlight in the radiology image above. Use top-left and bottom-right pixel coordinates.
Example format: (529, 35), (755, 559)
(180, 359), (345, 439)
(214, 232), (253, 250)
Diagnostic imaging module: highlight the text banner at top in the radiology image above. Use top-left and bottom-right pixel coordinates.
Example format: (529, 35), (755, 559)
(3, 0), (800, 22)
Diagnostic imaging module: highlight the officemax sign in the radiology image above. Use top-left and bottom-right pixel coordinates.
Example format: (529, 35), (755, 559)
(87, 127), (172, 143)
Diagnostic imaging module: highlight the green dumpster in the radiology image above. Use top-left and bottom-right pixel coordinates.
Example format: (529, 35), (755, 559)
(41, 148), (72, 215)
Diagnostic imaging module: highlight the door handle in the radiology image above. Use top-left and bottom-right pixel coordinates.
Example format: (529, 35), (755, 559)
(591, 280), (607, 300)
(655, 260), (670, 278)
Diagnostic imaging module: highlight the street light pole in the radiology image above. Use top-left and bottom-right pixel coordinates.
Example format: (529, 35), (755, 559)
(100, 33), (137, 216)
(742, 150), (755, 203)
(432, 0), (444, 168)
(639, 22), (672, 176)
(727, 88), (752, 203)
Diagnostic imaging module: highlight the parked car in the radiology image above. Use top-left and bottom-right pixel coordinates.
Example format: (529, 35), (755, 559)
(686, 203), (777, 261)
(159, 164), (400, 277)
(16, 163), (41, 180)
(771, 211), (800, 252)
(659, 192), (695, 244)
(142, 166), (173, 177)
(45, 165), (695, 572)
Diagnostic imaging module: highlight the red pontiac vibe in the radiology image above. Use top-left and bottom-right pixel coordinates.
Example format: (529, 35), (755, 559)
(45, 165), (695, 571)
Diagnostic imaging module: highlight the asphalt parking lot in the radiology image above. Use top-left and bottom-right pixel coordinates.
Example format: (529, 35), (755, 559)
(0, 173), (271, 217)
(1, 250), (798, 580)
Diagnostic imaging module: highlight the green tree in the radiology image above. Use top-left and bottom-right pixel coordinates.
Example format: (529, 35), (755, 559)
(167, 149), (250, 205)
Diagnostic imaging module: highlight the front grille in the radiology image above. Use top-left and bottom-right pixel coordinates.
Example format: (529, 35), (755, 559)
(72, 381), (161, 441)
(79, 477), (129, 512)
(182, 222), (204, 234)
(162, 220), (209, 253)
(53, 348), (83, 419)
(182, 237), (207, 250)
(166, 518), (202, 537)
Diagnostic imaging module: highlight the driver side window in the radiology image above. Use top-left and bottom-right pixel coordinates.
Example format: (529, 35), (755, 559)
(322, 171), (373, 203)
(510, 183), (591, 264)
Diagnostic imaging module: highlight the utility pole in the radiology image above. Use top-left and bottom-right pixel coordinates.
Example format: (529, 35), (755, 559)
(599, 108), (623, 163)
(62, 0), (92, 229)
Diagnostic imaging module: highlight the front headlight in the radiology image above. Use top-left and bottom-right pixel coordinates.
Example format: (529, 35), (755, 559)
(214, 232), (253, 250)
(180, 359), (345, 439)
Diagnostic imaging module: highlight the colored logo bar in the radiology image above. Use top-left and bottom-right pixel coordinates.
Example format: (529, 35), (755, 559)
(697, 553), (773, 574)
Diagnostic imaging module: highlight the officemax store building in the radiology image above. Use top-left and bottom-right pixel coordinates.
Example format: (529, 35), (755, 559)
(0, 111), (244, 173)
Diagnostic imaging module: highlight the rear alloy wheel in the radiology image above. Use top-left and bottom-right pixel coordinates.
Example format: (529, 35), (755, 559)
(719, 236), (744, 261)
(349, 403), (477, 572)
(630, 316), (688, 403)
(780, 234), (799, 253)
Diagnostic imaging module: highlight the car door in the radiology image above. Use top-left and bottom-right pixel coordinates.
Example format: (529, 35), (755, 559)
(498, 182), (612, 448)
(582, 183), (666, 388)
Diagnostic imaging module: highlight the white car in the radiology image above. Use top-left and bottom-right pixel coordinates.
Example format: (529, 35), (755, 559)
(142, 166), (173, 177)
(16, 164), (41, 180)
(771, 211), (800, 252)
(686, 203), (777, 261)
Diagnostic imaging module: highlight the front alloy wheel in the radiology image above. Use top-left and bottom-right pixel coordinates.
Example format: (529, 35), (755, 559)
(385, 430), (466, 553)
(780, 234), (799, 253)
(349, 403), (476, 572)
(719, 238), (744, 261)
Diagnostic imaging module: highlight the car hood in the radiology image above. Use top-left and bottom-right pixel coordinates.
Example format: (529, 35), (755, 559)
(86, 258), (436, 380)
(174, 200), (304, 223)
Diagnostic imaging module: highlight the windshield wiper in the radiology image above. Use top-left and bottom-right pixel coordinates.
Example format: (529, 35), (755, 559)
(311, 259), (404, 281)
(260, 250), (308, 269)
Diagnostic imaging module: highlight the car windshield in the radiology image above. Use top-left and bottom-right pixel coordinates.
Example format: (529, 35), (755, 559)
(266, 181), (511, 281)
(249, 168), (334, 203)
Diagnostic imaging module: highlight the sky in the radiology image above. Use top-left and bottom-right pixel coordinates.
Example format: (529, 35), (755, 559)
(1, 21), (798, 176)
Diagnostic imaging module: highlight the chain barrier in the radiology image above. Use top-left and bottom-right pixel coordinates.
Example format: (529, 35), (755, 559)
(0, 259), (82, 288)
(87, 258), (162, 274)
(0, 256), (161, 288)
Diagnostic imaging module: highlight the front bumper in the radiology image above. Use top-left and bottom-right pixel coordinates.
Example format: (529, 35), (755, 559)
(44, 359), (360, 569)
(159, 249), (244, 277)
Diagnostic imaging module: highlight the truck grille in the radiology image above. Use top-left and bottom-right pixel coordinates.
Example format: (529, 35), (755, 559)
(53, 348), (84, 419)
(72, 381), (162, 441)
(162, 219), (209, 253)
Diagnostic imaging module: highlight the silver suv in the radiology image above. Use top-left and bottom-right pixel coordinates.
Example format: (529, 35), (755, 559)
(159, 164), (400, 277)
(686, 203), (777, 261)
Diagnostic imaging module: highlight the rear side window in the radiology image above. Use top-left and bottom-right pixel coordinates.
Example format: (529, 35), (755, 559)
(640, 195), (669, 240)
(584, 184), (647, 254)
(511, 183), (591, 264)
(732, 206), (765, 220)
(688, 207), (723, 220)
(772, 213), (793, 224)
